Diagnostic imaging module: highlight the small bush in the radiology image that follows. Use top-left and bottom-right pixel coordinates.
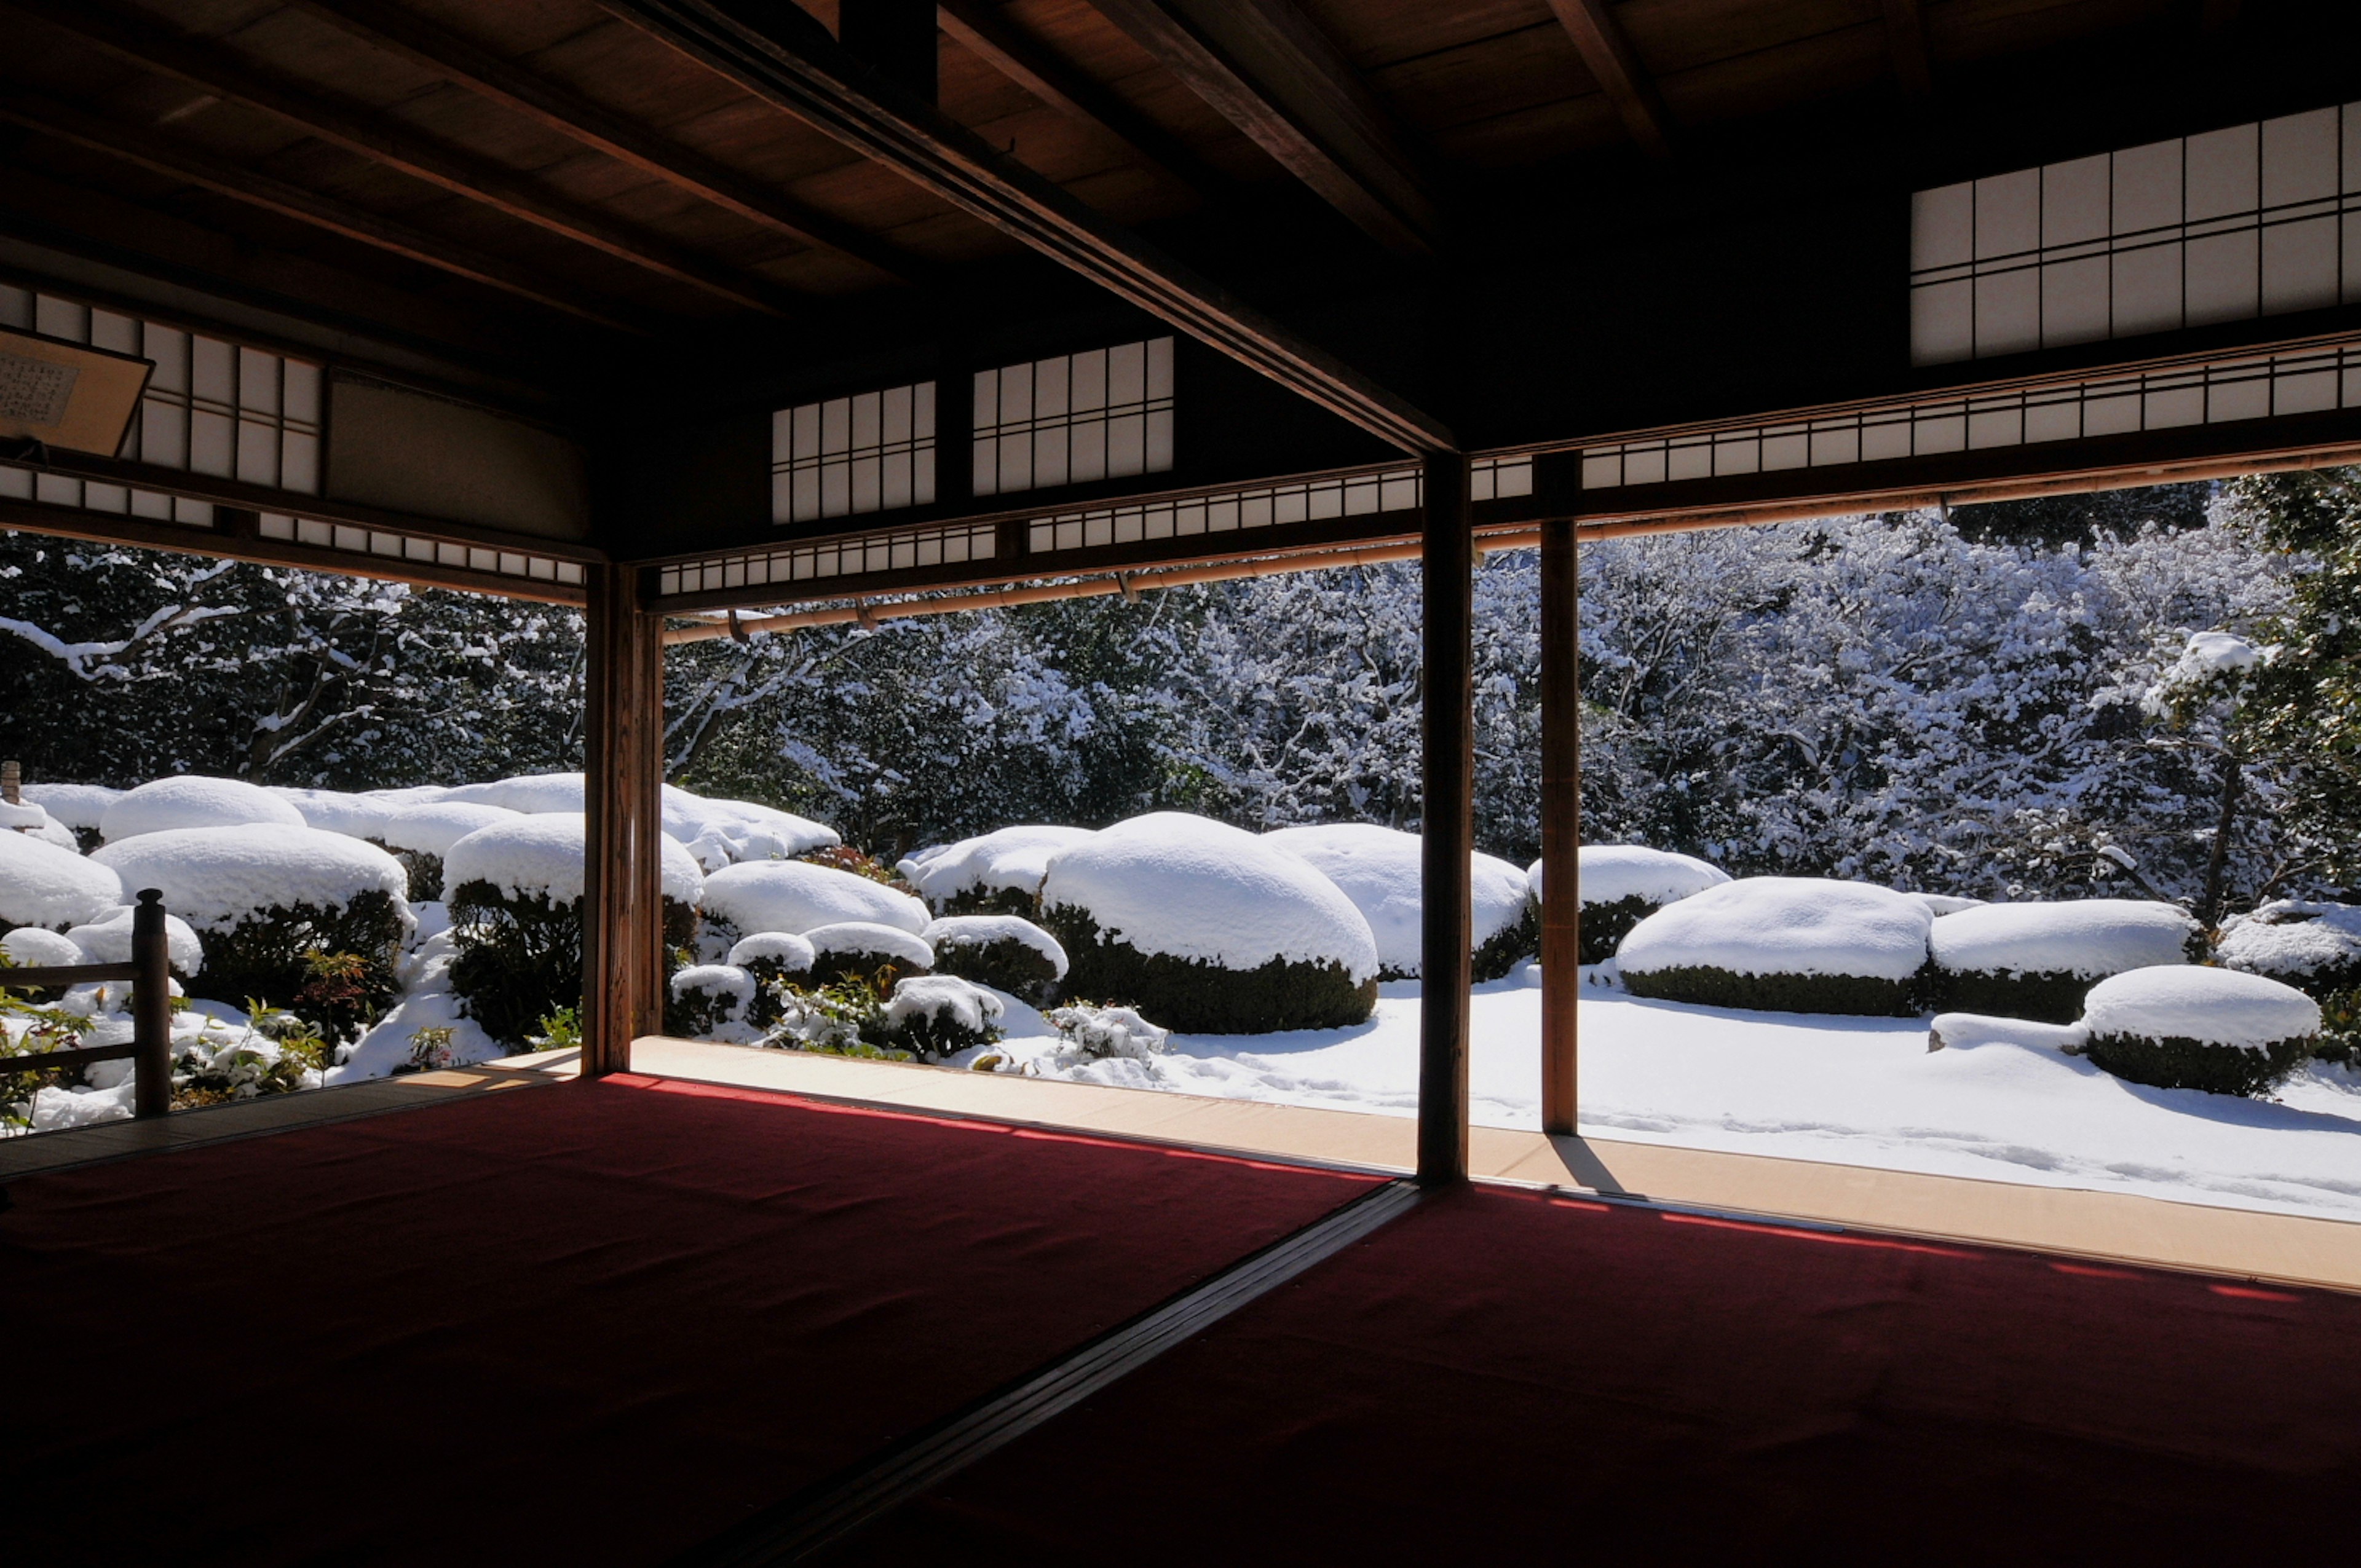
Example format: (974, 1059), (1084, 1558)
(446, 879), (697, 1047)
(1576, 894), (1655, 966)
(666, 964), (756, 1038)
(1925, 968), (2094, 1025)
(2082, 1030), (2315, 1097)
(384, 846), (446, 902)
(1473, 901), (1539, 982)
(1621, 963), (1922, 1018)
(934, 884), (1041, 919)
(194, 891), (406, 1027)
(797, 845), (919, 897)
(879, 975), (1003, 1061)
(933, 934), (1059, 1002)
(1045, 909), (1375, 1034)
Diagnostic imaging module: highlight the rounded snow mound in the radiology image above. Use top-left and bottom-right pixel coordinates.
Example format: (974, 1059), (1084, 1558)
(1264, 823), (1527, 978)
(66, 904), (205, 975)
(2081, 967), (2320, 1050)
(442, 813), (703, 906)
(1932, 900), (2197, 980)
(441, 771), (585, 815)
(20, 782), (121, 831)
(271, 787), (394, 840)
(726, 931), (818, 974)
(1529, 845), (1732, 909)
(101, 776), (306, 843)
(661, 787), (837, 862)
(2, 926), (85, 967)
(2218, 900), (2361, 988)
(898, 825), (1096, 909)
(922, 915), (1068, 979)
(1043, 813), (1378, 982)
(379, 801), (519, 858)
(90, 825), (408, 932)
(0, 830), (125, 930)
(804, 921), (934, 972)
(670, 964), (756, 1008)
(1621, 878), (1932, 982)
(702, 859), (929, 937)
(884, 974), (1002, 1035)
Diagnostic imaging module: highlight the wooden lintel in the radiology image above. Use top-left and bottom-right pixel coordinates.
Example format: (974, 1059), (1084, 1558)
(936, 0), (1228, 201)
(1543, 0), (1674, 159)
(1881, 0), (1936, 96)
(582, 562), (665, 1075)
(601, 0), (1453, 452)
(5, 0), (805, 319)
(1084, 0), (1434, 254)
(0, 92), (650, 334)
(296, 0), (931, 288)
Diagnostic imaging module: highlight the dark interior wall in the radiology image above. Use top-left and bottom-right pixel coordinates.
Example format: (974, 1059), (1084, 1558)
(327, 377), (592, 542)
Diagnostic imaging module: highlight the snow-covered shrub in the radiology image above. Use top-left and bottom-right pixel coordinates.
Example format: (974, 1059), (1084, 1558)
(1529, 845), (1732, 966)
(923, 915), (1066, 1004)
(375, 801), (515, 900)
(22, 783), (121, 853)
(0, 829), (124, 936)
(1928, 899), (2201, 1022)
(1265, 823), (1532, 981)
(272, 787), (397, 840)
(700, 858), (930, 947)
(760, 982), (903, 1060)
(724, 931), (816, 1025)
(2078, 966), (2319, 1096)
(1618, 877), (1934, 1017)
(65, 904), (205, 980)
(2218, 900), (2361, 1063)
(89, 825), (409, 1020)
(441, 814), (702, 1046)
(99, 776), (307, 843)
(898, 825), (1096, 916)
(1040, 813), (1378, 1034)
(1044, 1002), (1168, 1063)
(804, 921), (933, 987)
(2, 927), (84, 968)
(666, 964), (757, 1040)
(879, 974), (1003, 1060)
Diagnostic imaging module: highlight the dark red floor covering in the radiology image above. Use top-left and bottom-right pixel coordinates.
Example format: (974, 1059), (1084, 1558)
(828, 1183), (2361, 1566)
(0, 1074), (1377, 1566)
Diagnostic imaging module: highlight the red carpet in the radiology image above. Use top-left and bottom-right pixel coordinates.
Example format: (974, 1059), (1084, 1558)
(0, 1074), (1377, 1566)
(828, 1183), (2361, 1565)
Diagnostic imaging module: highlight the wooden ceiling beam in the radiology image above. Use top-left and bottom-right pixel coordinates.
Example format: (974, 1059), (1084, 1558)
(4, 0), (805, 319)
(601, 0), (1453, 452)
(0, 92), (649, 334)
(294, 0), (931, 288)
(1083, 0), (1434, 255)
(1881, 0), (1936, 96)
(1542, 0), (1674, 159)
(935, 0), (1228, 202)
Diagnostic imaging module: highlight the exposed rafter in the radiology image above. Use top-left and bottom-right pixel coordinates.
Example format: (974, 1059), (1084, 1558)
(1543, 0), (1674, 159)
(294, 0), (930, 288)
(4, 0), (804, 318)
(1881, 0), (1936, 95)
(601, 0), (1453, 452)
(936, 0), (1228, 201)
(1082, 0), (1435, 255)
(0, 92), (647, 333)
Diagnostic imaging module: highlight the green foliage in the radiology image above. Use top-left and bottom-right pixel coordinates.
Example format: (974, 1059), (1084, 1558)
(2082, 1029), (2315, 1097)
(1621, 964), (1923, 1018)
(1043, 907), (1377, 1034)
(929, 932), (1060, 1005)
(1471, 902), (1538, 982)
(1573, 894), (1654, 967)
(1924, 969), (2100, 1026)
(446, 881), (696, 1047)
(796, 844), (917, 894)
(193, 893), (405, 1032)
(403, 1026), (457, 1073)
(2314, 987), (2360, 1066)
(529, 1006), (582, 1053)
(665, 970), (750, 1039)
(0, 967), (93, 1130)
(809, 944), (928, 990)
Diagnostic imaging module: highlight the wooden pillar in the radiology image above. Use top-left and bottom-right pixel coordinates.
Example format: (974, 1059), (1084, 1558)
(1418, 452), (1474, 1184)
(582, 561), (664, 1077)
(1540, 517), (1582, 1135)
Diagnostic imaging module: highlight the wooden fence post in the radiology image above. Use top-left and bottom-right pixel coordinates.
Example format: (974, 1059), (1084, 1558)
(131, 888), (172, 1119)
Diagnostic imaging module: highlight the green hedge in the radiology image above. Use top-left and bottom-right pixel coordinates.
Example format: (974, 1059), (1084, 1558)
(1621, 963), (1922, 1018)
(931, 933), (1060, 1004)
(447, 879), (697, 1046)
(1472, 902), (1540, 983)
(1044, 908), (1375, 1034)
(193, 890), (406, 1029)
(932, 884), (1041, 919)
(1576, 894), (1655, 967)
(2082, 1030), (2315, 1097)
(1926, 969), (2095, 1025)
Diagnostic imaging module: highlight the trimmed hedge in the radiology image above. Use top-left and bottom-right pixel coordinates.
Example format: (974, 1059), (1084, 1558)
(1621, 963), (1922, 1018)
(1926, 969), (2095, 1025)
(1576, 894), (1653, 967)
(1045, 909), (1376, 1034)
(933, 884), (1042, 919)
(1472, 901), (1539, 983)
(194, 890), (406, 1024)
(2081, 1030), (2315, 1097)
(385, 846), (446, 903)
(931, 933), (1060, 1004)
(447, 878), (697, 1046)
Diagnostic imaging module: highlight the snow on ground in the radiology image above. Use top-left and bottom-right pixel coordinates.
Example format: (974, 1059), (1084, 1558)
(970, 968), (2361, 1222)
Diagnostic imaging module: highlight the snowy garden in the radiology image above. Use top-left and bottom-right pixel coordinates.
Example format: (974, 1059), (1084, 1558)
(6, 474), (2361, 1220)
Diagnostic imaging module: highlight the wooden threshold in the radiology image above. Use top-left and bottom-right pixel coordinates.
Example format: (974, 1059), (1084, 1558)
(0, 1066), (554, 1182)
(594, 1037), (2361, 1296)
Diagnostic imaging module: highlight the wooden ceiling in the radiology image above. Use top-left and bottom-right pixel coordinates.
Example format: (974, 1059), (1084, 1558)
(0, 0), (2189, 390)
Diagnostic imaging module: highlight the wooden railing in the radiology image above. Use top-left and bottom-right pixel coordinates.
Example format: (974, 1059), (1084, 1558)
(2, 888), (175, 1120)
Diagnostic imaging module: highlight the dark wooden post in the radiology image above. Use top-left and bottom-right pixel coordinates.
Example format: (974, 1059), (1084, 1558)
(583, 561), (664, 1077)
(130, 888), (172, 1119)
(1540, 518), (1581, 1135)
(1418, 452), (1474, 1184)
